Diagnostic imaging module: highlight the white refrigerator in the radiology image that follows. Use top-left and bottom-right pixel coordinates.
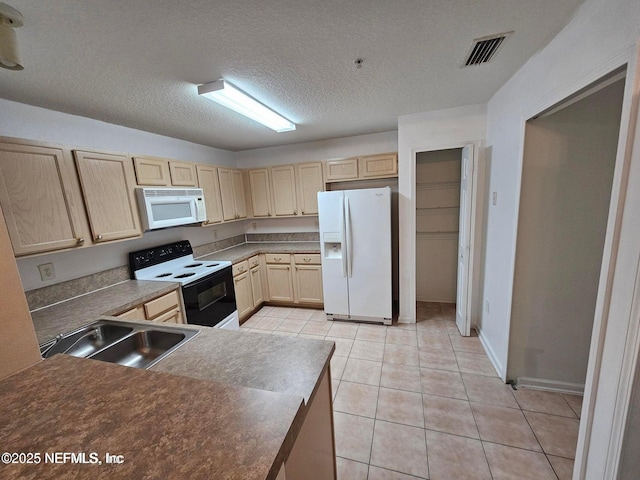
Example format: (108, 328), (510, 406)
(318, 187), (392, 325)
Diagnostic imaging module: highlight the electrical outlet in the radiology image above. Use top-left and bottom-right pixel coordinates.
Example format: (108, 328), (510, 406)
(252, 222), (257, 230)
(492, 191), (498, 206)
(485, 299), (490, 313)
(213, 229), (218, 239)
(38, 263), (56, 281)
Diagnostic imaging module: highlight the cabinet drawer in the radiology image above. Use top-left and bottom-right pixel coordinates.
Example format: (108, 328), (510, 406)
(116, 305), (146, 320)
(248, 255), (260, 268)
(265, 253), (291, 264)
(233, 260), (249, 276)
(294, 254), (321, 265)
(152, 308), (183, 324)
(144, 290), (180, 319)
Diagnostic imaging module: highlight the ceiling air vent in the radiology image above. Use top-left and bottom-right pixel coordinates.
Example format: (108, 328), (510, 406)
(463, 31), (513, 67)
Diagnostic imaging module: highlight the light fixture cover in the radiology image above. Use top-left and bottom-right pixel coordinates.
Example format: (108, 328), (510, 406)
(0, 2), (23, 70)
(198, 80), (296, 133)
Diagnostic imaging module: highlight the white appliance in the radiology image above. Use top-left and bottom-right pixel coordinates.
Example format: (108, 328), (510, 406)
(136, 187), (207, 231)
(129, 241), (239, 330)
(318, 187), (392, 325)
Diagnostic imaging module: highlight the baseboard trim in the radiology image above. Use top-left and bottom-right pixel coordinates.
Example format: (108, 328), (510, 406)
(516, 376), (585, 395)
(477, 329), (505, 380)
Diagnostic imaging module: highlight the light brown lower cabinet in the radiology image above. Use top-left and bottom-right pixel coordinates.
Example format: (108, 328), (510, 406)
(293, 254), (323, 305)
(116, 289), (184, 324)
(266, 255), (295, 303)
(281, 367), (336, 480)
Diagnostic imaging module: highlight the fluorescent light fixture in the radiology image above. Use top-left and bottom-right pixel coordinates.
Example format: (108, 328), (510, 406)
(198, 80), (296, 133)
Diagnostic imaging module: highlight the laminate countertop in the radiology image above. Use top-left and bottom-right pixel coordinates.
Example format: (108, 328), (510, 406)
(30, 280), (180, 345)
(2, 320), (335, 479)
(30, 243), (320, 346)
(198, 242), (320, 263)
(0, 355), (305, 480)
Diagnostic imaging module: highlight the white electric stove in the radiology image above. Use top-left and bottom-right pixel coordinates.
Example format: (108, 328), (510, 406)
(129, 241), (239, 330)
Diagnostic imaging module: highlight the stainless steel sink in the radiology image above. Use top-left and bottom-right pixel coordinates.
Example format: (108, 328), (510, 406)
(40, 320), (199, 369)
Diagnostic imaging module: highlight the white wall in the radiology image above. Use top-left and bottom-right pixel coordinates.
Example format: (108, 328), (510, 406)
(235, 131), (397, 168)
(0, 98), (236, 166)
(397, 105), (487, 323)
(482, 0), (640, 476)
(482, 0), (640, 382)
(508, 79), (624, 389)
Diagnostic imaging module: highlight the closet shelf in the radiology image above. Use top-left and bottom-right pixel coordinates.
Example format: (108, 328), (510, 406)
(416, 181), (460, 191)
(416, 206), (459, 213)
(416, 231), (459, 237)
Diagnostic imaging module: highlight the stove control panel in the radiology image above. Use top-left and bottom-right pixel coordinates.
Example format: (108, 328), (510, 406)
(129, 240), (194, 276)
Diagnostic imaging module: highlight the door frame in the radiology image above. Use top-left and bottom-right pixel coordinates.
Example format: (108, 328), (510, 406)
(514, 42), (640, 479)
(407, 139), (483, 333)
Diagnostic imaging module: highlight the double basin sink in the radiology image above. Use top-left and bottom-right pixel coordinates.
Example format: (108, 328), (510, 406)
(40, 319), (199, 369)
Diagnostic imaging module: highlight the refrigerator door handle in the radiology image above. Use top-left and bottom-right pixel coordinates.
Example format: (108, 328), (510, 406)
(341, 195), (348, 277)
(345, 195), (353, 278)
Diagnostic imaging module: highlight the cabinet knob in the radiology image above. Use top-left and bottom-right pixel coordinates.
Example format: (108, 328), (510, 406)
(96, 234), (103, 241)
(304, 257), (311, 262)
(301, 210), (305, 215)
(294, 210), (297, 215)
(76, 237), (85, 245)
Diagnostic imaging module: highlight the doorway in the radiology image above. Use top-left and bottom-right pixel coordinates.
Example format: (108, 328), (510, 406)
(508, 74), (626, 393)
(415, 144), (476, 336)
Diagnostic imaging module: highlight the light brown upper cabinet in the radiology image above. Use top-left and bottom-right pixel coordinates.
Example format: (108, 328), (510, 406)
(271, 165), (298, 216)
(195, 165), (224, 225)
(296, 162), (324, 215)
(132, 156), (171, 186)
(247, 162), (324, 218)
(0, 140), (88, 256)
(169, 161), (198, 187)
(359, 153), (398, 178)
(218, 167), (247, 221)
(133, 156), (197, 187)
(324, 153), (398, 182)
(324, 158), (358, 182)
(247, 168), (272, 217)
(73, 150), (142, 243)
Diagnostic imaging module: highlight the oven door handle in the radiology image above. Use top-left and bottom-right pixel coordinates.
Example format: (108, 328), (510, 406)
(181, 267), (231, 290)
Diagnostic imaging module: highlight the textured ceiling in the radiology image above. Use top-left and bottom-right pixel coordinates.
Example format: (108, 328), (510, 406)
(0, 0), (584, 151)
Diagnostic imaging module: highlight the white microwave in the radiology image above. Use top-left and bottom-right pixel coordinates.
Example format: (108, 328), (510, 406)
(136, 187), (207, 231)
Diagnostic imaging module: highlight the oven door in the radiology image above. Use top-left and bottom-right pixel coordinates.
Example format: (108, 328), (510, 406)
(181, 266), (237, 327)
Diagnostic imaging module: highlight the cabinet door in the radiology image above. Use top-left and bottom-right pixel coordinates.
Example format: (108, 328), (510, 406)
(248, 168), (272, 217)
(296, 162), (323, 216)
(217, 167), (237, 221)
(0, 142), (86, 255)
(234, 271), (253, 320)
(324, 158), (358, 181)
(132, 157), (171, 186)
(359, 153), (398, 178)
(295, 265), (323, 304)
(196, 165), (224, 224)
(250, 265), (264, 307)
(271, 165), (298, 216)
(232, 169), (247, 219)
(74, 150), (142, 243)
(169, 161), (198, 187)
(266, 264), (294, 302)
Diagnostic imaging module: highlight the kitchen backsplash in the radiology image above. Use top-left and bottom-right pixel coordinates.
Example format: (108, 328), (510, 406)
(246, 232), (319, 242)
(26, 265), (131, 311)
(26, 233), (318, 311)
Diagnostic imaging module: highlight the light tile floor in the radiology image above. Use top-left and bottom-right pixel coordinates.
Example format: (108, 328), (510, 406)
(241, 302), (583, 480)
